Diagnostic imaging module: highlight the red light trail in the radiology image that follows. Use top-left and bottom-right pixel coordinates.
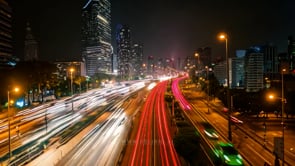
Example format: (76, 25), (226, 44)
(129, 81), (181, 166)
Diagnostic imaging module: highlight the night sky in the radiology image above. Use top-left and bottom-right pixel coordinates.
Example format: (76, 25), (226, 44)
(9, 0), (295, 62)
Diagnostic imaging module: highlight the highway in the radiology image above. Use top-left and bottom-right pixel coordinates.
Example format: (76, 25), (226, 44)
(56, 107), (130, 166)
(174, 77), (295, 166)
(0, 80), (147, 165)
(1, 77), (293, 166)
(128, 80), (181, 166)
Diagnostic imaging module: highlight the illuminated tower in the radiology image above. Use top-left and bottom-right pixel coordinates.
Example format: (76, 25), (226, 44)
(131, 43), (144, 78)
(82, 0), (112, 76)
(116, 24), (132, 79)
(24, 22), (39, 61)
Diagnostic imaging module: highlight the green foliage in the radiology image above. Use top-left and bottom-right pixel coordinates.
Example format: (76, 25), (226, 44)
(209, 74), (221, 97)
(173, 125), (200, 162)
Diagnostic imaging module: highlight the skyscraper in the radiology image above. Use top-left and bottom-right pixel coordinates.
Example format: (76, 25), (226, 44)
(0, 0), (16, 67)
(245, 46), (264, 92)
(231, 55), (245, 88)
(288, 36), (295, 71)
(116, 24), (132, 79)
(131, 43), (144, 78)
(197, 47), (212, 67)
(82, 0), (112, 76)
(24, 22), (39, 61)
(263, 44), (278, 80)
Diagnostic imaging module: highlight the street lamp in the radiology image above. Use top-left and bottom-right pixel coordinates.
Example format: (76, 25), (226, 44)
(70, 68), (74, 96)
(7, 87), (19, 160)
(268, 68), (287, 165)
(218, 33), (232, 141)
(195, 53), (200, 70)
(69, 68), (75, 112)
(205, 66), (210, 114)
(280, 68), (286, 166)
(86, 76), (90, 91)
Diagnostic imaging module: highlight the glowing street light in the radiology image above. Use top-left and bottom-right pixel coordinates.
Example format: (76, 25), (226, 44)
(205, 66), (210, 114)
(267, 68), (287, 165)
(70, 68), (74, 96)
(7, 87), (19, 160)
(194, 53), (200, 70)
(268, 94), (274, 99)
(218, 32), (232, 141)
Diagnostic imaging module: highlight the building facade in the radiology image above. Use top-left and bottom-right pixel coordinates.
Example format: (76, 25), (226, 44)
(197, 47), (212, 67)
(231, 56), (245, 88)
(288, 36), (295, 71)
(147, 55), (155, 76)
(0, 0), (16, 68)
(24, 22), (39, 61)
(213, 60), (228, 87)
(116, 24), (132, 79)
(263, 44), (278, 80)
(245, 47), (264, 92)
(82, 0), (112, 76)
(131, 43), (144, 78)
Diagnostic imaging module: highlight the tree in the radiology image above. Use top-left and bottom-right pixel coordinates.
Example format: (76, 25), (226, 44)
(74, 76), (86, 93)
(10, 61), (56, 104)
(209, 74), (222, 99)
(173, 124), (200, 164)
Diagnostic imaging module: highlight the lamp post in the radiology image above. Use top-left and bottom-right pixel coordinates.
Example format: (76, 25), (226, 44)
(86, 76), (89, 92)
(70, 68), (74, 96)
(268, 68), (287, 165)
(205, 66), (210, 114)
(219, 33), (232, 141)
(281, 68), (286, 165)
(268, 92), (286, 165)
(7, 87), (19, 160)
(69, 68), (74, 112)
(195, 53), (200, 70)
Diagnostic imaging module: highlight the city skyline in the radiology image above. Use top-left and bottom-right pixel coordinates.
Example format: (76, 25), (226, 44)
(9, 0), (295, 62)
(1, 1), (295, 165)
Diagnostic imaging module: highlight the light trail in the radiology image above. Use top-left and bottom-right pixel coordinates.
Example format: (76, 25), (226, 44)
(172, 76), (191, 110)
(129, 81), (181, 166)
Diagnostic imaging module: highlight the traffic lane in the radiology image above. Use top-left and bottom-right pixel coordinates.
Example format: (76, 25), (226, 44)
(129, 81), (181, 166)
(129, 85), (155, 166)
(190, 98), (273, 165)
(155, 82), (181, 166)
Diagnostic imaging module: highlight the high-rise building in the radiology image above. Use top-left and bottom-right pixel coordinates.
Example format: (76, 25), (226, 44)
(131, 43), (144, 78)
(245, 46), (264, 92)
(263, 44), (278, 80)
(24, 22), (39, 61)
(183, 55), (196, 77)
(0, 0), (16, 68)
(231, 55), (245, 88)
(147, 55), (154, 76)
(116, 24), (132, 79)
(112, 52), (118, 74)
(213, 60), (229, 87)
(288, 36), (295, 71)
(214, 50), (245, 89)
(278, 52), (289, 73)
(82, 0), (112, 76)
(197, 47), (212, 67)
